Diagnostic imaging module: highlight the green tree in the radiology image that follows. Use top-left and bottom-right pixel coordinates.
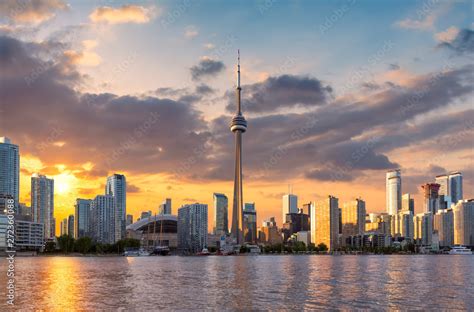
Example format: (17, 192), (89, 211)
(75, 237), (92, 254)
(317, 243), (328, 252)
(57, 235), (75, 254)
(44, 241), (57, 253)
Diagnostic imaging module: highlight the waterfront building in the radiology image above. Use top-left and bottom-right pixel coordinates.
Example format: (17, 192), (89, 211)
(127, 215), (178, 249)
(402, 193), (414, 214)
(386, 169), (401, 215)
(126, 214), (133, 226)
(302, 202), (312, 230)
(282, 194), (298, 226)
(31, 174), (54, 239)
(391, 210), (414, 241)
(230, 52), (247, 245)
(106, 173), (126, 242)
(433, 209), (454, 247)
(177, 203), (208, 253)
(259, 217), (282, 245)
(449, 172), (463, 204)
(75, 199), (92, 238)
(421, 183), (441, 214)
(243, 203), (257, 243)
(341, 199), (366, 240)
(283, 210), (310, 240)
(68, 214), (74, 238)
(312, 196), (339, 251)
(15, 219), (44, 251)
(213, 193), (228, 237)
(0, 137), (19, 212)
(158, 198), (172, 215)
(90, 195), (115, 244)
(414, 212), (433, 246)
(453, 199), (474, 246)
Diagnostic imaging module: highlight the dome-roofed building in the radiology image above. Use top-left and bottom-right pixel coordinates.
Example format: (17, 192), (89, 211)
(126, 215), (178, 250)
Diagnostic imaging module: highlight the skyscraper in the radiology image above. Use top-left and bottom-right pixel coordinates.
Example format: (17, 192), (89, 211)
(60, 218), (67, 236)
(177, 203), (208, 253)
(126, 214), (133, 226)
(311, 195), (339, 251)
(449, 172), (463, 205)
(31, 174), (54, 239)
(213, 193), (228, 236)
(90, 195), (115, 244)
(106, 174), (126, 242)
(158, 198), (172, 215)
(402, 193), (414, 214)
(0, 137), (19, 211)
(68, 215), (75, 238)
(434, 209), (454, 247)
(75, 198), (92, 238)
(230, 51), (247, 245)
(386, 169), (401, 215)
(282, 194), (298, 225)
(391, 210), (414, 241)
(414, 212), (433, 246)
(243, 203), (257, 243)
(341, 198), (366, 238)
(453, 199), (474, 246)
(421, 183), (440, 214)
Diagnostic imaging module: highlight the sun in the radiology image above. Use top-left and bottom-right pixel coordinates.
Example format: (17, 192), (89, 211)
(54, 172), (77, 195)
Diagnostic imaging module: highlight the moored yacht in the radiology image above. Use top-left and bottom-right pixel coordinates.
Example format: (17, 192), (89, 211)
(449, 246), (472, 255)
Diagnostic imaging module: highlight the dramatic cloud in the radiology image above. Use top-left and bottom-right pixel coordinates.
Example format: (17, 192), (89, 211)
(190, 58), (225, 81)
(89, 5), (155, 24)
(225, 75), (333, 113)
(437, 28), (474, 55)
(64, 40), (101, 67)
(434, 26), (460, 42)
(0, 0), (67, 24)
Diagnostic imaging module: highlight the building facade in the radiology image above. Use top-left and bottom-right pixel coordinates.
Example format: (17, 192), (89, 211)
(213, 193), (228, 237)
(341, 199), (366, 239)
(386, 170), (401, 215)
(282, 194), (298, 225)
(0, 137), (19, 212)
(421, 183), (441, 214)
(453, 200), (474, 246)
(106, 174), (126, 242)
(391, 210), (414, 241)
(259, 217), (282, 245)
(414, 212), (433, 246)
(243, 203), (257, 243)
(434, 209), (454, 247)
(90, 195), (115, 244)
(15, 219), (44, 251)
(312, 196), (339, 251)
(177, 203), (208, 253)
(31, 174), (54, 239)
(68, 215), (74, 238)
(75, 198), (92, 238)
(158, 198), (172, 215)
(402, 193), (415, 214)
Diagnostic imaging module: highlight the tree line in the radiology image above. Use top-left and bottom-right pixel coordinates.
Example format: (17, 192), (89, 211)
(44, 235), (141, 254)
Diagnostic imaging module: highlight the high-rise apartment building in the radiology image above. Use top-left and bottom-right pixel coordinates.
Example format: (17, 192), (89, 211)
(434, 209), (454, 247)
(243, 203), (257, 243)
(453, 199), (474, 246)
(435, 172), (463, 207)
(106, 174), (126, 242)
(282, 194), (298, 225)
(402, 193), (415, 214)
(259, 217), (282, 245)
(341, 198), (366, 239)
(158, 198), (172, 215)
(31, 174), (54, 239)
(90, 195), (115, 244)
(421, 183), (441, 214)
(75, 198), (92, 238)
(312, 196), (339, 251)
(177, 203), (208, 253)
(68, 215), (74, 238)
(414, 212), (433, 246)
(0, 137), (19, 212)
(391, 210), (414, 241)
(386, 170), (401, 215)
(60, 218), (67, 236)
(213, 193), (228, 237)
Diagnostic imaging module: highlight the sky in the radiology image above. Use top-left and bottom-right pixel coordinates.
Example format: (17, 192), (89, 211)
(0, 0), (473, 232)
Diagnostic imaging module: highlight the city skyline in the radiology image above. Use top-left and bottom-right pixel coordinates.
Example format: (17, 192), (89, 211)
(0, 0), (473, 232)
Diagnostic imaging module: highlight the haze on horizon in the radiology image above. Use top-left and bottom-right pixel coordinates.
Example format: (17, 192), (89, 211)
(0, 0), (472, 231)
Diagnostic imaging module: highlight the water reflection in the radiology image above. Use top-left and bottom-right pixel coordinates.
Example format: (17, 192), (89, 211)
(0, 255), (472, 310)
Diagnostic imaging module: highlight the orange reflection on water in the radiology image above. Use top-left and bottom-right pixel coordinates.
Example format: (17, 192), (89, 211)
(43, 257), (82, 311)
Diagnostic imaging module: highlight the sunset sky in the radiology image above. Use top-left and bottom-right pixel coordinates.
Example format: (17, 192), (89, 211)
(0, 0), (472, 232)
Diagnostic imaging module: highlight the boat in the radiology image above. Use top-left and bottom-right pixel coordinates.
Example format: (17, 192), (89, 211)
(152, 245), (170, 256)
(197, 248), (210, 256)
(449, 246), (473, 255)
(138, 249), (151, 256)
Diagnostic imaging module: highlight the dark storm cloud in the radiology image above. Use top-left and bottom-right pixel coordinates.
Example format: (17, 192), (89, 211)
(225, 75), (333, 113)
(0, 36), (210, 177)
(438, 29), (474, 55)
(190, 58), (225, 81)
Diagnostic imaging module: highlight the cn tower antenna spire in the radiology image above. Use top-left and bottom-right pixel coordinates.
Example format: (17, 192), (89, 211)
(236, 49), (242, 114)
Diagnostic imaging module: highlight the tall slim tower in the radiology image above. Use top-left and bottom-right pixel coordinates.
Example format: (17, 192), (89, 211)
(230, 51), (247, 244)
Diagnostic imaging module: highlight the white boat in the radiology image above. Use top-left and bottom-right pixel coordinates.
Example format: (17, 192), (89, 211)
(449, 246), (473, 255)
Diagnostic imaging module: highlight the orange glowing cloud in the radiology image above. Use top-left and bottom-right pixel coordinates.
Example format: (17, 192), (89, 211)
(89, 5), (156, 24)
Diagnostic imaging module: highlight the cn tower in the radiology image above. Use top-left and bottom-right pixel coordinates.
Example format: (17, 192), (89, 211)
(230, 50), (247, 244)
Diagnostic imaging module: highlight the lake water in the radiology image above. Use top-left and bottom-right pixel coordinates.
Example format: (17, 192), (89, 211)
(0, 255), (473, 310)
